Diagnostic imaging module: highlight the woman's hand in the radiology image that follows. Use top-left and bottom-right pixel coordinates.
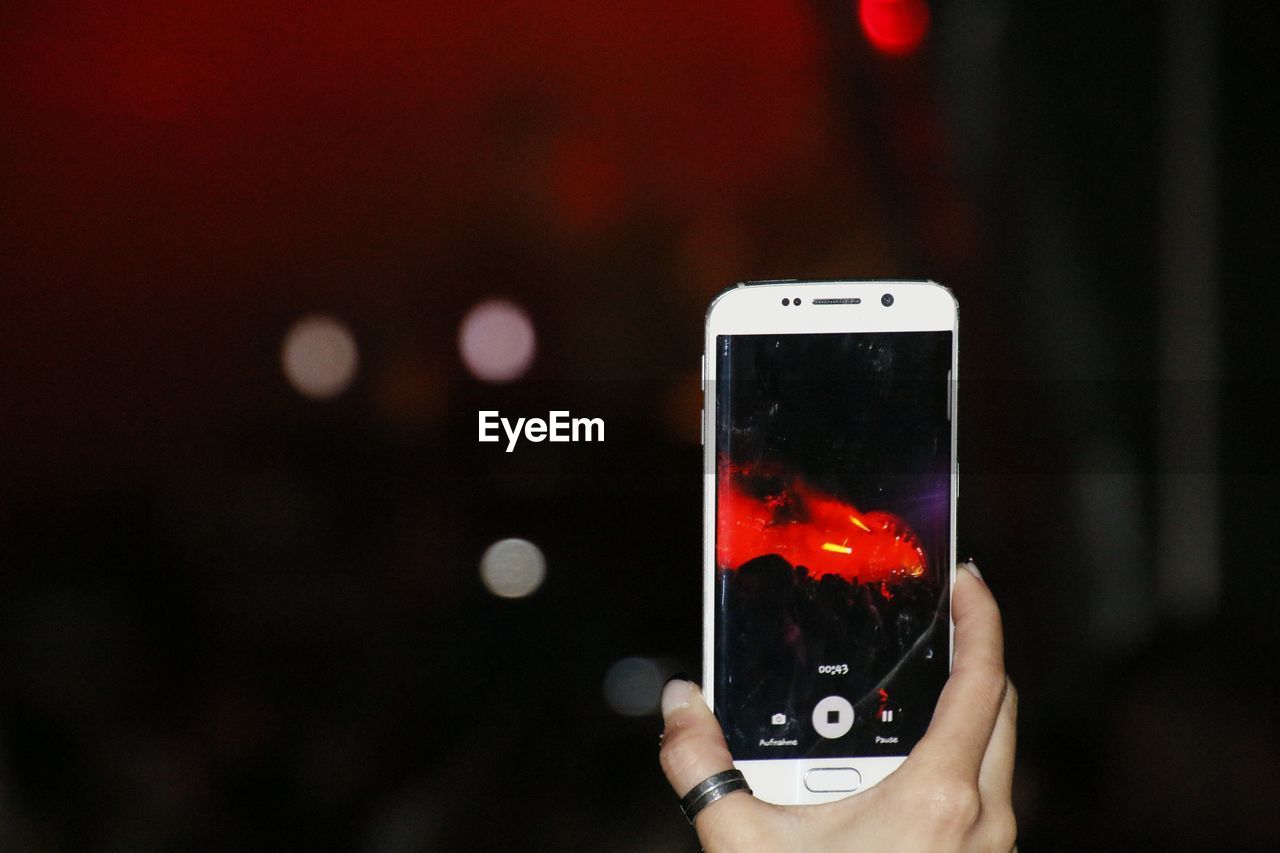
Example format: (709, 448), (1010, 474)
(658, 563), (1017, 852)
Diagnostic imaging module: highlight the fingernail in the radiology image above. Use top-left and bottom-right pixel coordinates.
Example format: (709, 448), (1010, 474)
(661, 679), (697, 719)
(962, 560), (983, 581)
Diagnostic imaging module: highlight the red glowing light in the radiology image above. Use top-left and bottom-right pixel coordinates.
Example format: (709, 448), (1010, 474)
(547, 137), (626, 233)
(858, 0), (931, 56)
(717, 462), (927, 583)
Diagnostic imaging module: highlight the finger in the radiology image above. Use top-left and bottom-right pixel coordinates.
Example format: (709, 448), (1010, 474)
(660, 676), (757, 829)
(910, 563), (1007, 781)
(660, 686), (768, 845)
(978, 678), (1018, 806)
(659, 679), (735, 795)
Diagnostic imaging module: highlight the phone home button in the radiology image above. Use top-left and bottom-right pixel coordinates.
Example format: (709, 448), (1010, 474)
(804, 767), (862, 793)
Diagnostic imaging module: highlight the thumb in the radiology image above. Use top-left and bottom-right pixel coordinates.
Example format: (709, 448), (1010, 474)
(657, 681), (779, 848)
(659, 680), (737, 798)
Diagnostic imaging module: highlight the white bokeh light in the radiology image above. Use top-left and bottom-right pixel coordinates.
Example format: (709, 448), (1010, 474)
(458, 299), (536, 383)
(281, 314), (359, 400)
(478, 538), (547, 599)
(603, 656), (665, 717)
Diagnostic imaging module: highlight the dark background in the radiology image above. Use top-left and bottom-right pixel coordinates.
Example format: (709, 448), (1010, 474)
(2, 1), (1278, 849)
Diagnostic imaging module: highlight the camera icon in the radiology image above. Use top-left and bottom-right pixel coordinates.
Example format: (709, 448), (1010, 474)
(770, 712), (787, 726)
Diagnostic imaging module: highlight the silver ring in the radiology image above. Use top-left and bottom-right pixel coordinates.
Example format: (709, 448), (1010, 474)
(679, 769), (752, 824)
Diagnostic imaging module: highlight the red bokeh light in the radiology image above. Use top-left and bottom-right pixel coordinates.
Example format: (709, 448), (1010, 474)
(858, 0), (931, 56)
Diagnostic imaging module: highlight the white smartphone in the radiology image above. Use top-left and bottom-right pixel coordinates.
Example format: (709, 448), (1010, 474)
(702, 279), (958, 805)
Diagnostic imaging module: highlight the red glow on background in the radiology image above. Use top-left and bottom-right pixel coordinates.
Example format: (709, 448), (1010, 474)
(0, 0), (838, 466)
(717, 463), (927, 583)
(548, 137), (626, 232)
(858, 0), (931, 56)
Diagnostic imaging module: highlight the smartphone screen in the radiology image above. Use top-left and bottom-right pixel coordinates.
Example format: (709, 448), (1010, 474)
(713, 330), (952, 760)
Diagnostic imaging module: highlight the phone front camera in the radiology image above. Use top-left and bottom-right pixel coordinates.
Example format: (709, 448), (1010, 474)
(782, 298), (790, 306)
(881, 293), (894, 307)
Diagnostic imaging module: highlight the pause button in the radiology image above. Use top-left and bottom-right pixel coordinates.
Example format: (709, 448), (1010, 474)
(811, 695), (855, 739)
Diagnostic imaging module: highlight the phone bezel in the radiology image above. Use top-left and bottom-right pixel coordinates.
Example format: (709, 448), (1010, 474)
(702, 279), (959, 806)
